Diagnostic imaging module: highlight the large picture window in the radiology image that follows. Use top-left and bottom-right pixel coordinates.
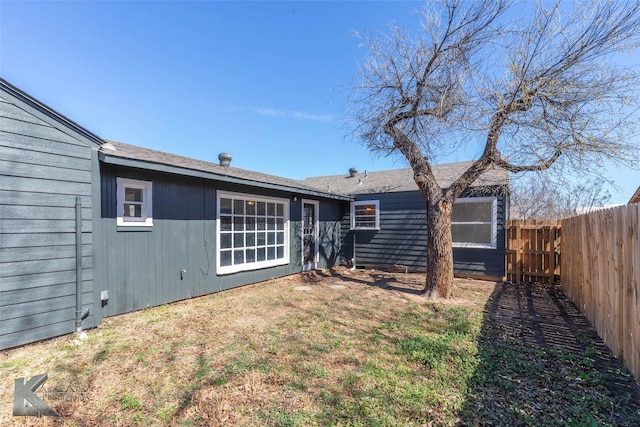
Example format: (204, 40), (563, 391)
(350, 200), (380, 230)
(116, 177), (153, 227)
(452, 197), (497, 249)
(217, 191), (289, 274)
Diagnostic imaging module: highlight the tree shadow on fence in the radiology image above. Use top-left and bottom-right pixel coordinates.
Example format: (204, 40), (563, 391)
(459, 282), (640, 426)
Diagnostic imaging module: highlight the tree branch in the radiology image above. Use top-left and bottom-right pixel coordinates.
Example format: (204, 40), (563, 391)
(495, 149), (563, 172)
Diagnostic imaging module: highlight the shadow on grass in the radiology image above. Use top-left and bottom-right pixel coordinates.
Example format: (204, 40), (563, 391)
(459, 282), (640, 426)
(312, 268), (425, 295)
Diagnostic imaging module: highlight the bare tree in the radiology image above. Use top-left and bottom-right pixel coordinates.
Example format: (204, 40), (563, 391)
(349, 0), (640, 298)
(510, 175), (612, 219)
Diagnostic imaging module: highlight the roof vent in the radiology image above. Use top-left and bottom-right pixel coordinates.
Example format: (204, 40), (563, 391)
(218, 153), (232, 167)
(101, 142), (117, 151)
(349, 167), (358, 177)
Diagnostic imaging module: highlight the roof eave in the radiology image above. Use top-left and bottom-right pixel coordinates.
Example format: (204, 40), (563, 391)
(99, 152), (353, 201)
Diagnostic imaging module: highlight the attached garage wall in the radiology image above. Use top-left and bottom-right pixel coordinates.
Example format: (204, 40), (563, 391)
(0, 91), (99, 350)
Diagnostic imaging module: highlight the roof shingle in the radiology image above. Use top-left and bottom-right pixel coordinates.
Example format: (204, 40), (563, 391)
(100, 141), (507, 199)
(301, 162), (508, 195)
(99, 140), (349, 199)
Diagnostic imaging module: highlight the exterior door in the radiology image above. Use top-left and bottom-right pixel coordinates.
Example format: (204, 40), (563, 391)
(302, 200), (319, 271)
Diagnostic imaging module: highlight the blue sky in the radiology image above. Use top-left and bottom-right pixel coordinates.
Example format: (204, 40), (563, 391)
(1, 1), (639, 204)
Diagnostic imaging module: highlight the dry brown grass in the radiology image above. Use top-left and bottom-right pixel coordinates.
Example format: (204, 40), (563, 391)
(1, 267), (494, 426)
(3, 269), (639, 425)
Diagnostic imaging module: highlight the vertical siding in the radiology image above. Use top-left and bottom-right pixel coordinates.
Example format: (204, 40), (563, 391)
(318, 199), (344, 268)
(341, 188), (507, 278)
(0, 95), (96, 350)
(99, 165), (344, 318)
(99, 165), (216, 317)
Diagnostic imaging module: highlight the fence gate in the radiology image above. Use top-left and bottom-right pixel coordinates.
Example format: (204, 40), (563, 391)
(506, 220), (561, 283)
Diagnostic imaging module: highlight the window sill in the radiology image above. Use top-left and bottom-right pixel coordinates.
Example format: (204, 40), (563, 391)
(453, 243), (496, 249)
(117, 226), (153, 232)
(217, 259), (288, 275)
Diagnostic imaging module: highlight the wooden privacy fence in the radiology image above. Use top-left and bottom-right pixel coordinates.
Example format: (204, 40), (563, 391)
(507, 209), (640, 383)
(506, 220), (561, 283)
(561, 204), (640, 384)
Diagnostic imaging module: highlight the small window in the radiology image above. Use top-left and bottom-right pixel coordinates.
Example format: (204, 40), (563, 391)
(116, 178), (153, 227)
(350, 200), (380, 230)
(452, 197), (497, 248)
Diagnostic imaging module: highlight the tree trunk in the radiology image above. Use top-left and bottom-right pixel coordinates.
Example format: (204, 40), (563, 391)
(424, 199), (454, 298)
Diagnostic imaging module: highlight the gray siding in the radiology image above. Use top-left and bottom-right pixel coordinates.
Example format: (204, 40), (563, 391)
(99, 165), (342, 317)
(0, 94), (98, 350)
(341, 188), (507, 278)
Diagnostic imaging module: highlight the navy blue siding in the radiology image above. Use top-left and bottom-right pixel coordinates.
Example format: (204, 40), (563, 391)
(318, 201), (342, 268)
(341, 188), (507, 278)
(0, 94), (98, 350)
(99, 164), (342, 317)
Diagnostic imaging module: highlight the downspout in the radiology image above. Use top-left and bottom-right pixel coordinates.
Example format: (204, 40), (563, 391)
(350, 233), (356, 271)
(75, 197), (84, 332)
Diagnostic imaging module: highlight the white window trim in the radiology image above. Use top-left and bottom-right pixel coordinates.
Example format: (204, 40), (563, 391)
(350, 200), (380, 230)
(216, 190), (290, 275)
(452, 196), (497, 249)
(116, 177), (153, 227)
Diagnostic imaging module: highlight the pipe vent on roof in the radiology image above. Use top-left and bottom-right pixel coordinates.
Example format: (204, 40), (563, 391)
(218, 153), (232, 167)
(349, 167), (358, 177)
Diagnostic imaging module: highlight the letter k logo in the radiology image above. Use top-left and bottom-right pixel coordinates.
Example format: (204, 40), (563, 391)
(13, 374), (59, 417)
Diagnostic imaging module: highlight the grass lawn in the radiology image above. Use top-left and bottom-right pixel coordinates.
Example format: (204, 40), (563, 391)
(1, 268), (639, 426)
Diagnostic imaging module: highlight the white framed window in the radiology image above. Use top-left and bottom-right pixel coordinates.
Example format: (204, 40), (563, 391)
(452, 197), (497, 249)
(116, 177), (153, 227)
(217, 190), (289, 275)
(350, 200), (380, 230)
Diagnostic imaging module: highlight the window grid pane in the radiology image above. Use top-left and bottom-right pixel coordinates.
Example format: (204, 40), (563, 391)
(220, 216), (232, 231)
(220, 233), (232, 249)
(220, 198), (232, 215)
(219, 195), (287, 270)
(220, 250), (232, 266)
(246, 201), (256, 215)
(234, 200), (245, 215)
(124, 202), (143, 218)
(125, 188), (143, 202)
(233, 233), (244, 248)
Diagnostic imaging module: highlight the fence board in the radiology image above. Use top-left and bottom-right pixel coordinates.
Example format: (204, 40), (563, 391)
(561, 204), (640, 384)
(506, 220), (560, 283)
